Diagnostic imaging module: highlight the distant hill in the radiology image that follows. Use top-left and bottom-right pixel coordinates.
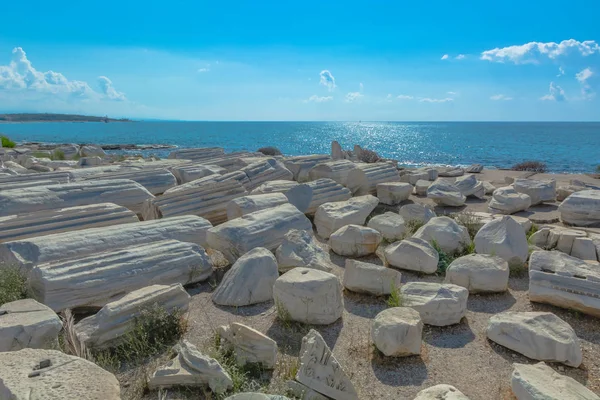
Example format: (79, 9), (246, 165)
(0, 113), (131, 122)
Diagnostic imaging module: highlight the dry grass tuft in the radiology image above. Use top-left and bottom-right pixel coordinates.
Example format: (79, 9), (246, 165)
(512, 161), (547, 173)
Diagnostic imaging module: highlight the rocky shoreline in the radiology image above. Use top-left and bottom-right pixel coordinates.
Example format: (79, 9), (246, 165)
(19, 142), (177, 151)
(0, 139), (599, 399)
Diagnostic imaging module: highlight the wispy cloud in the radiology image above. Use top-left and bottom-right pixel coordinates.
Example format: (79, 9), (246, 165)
(345, 92), (363, 103)
(481, 39), (600, 64)
(455, 54), (465, 60)
(385, 94), (393, 102)
(447, 91), (457, 95)
(540, 82), (566, 101)
(97, 76), (126, 101)
(576, 67), (595, 99)
(441, 54), (449, 60)
(319, 70), (336, 91)
(197, 67), (210, 73)
(419, 97), (454, 103)
(397, 95), (414, 100)
(557, 67), (565, 77)
(490, 94), (513, 101)
(359, 82), (364, 92)
(304, 95), (333, 103)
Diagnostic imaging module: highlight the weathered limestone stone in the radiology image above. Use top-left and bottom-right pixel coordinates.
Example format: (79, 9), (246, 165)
(329, 224), (381, 257)
(415, 180), (430, 196)
(513, 178), (556, 205)
(384, 238), (439, 274)
(399, 203), (436, 224)
(414, 384), (470, 400)
(2, 161), (33, 174)
(149, 340), (233, 393)
(489, 186), (532, 215)
(283, 154), (330, 182)
(241, 158), (294, 191)
(474, 216), (528, 267)
(37, 159), (79, 170)
(376, 182), (413, 205)
(273, 268), (343, 325)
(413, 216), (471, 254)
(287, 381), (330, 400)
(571, 237), (598, 260)
(75, 284), (190, 348)
(426, 179), (466, 206)
(445, 254), (509, 293)
(400, 171), (429, 185)
(0, 299), (62, 352)
(171, 164), (226, 184)
(77, 156), (104, 167)
(80, 145), (107, 157)
(167, 171), (251, 193)
(305, 178), (352, 215)
(29, 239), (212, 311)
(401, 282), (468, 326)
(371, 307), (423, 357)
(314, 195), (379, 239)
(212, 248), (278, 306)
(276, 229), (334, 273)
(346, 163), (400, 195)
(466, 164), (483, 173)
(142, 179), (248, 224)
(437, 167), (465, 177)
(168, 147), (225, 161)
(555, 229), (589, 254)
(296, 329), (358, 400)
(251, 180), (300, 194)
(218, 322), (277, 368)
(343, 259), (402, 295)
(0, 215), (213, 269)
(207, 152), (267, 172)
(77, 168), (177, 195)
(308, 160), (358, 186)
(0, 348), (120, 399)
(559, 190), (600, 227)
(416, 167), (439, 181)
(468, 211), (532, 233)
(227, 193), (290, 220)
(0, 179), (154, 215)
(331, 141), (343, 160)
(0, 203), (138, 243)
(557, 184), (587, 202)
(487, 312), (582, 367)
(0, 171), (72, 191)
(529, 250), (600, 317)
(28, 164), (53, 173)
(455, 174), (485, 199)
(207, 204), (312, 262)
(55, 144), (81, 159)
(482, 180), (496, 195)
(367, 212), (406, 241)
(511, 362), (600, 400)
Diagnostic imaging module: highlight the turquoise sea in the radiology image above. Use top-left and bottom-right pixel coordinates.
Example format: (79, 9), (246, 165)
(1, 121), (599, 173)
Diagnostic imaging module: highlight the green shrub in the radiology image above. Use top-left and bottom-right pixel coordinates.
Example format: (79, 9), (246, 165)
(1, 135), (16, 148)
(52, 149), (66, 160)
(386, 283), (402, 308)
(432, 240), (453, 275)
(0, 264), (28, 305)
(512, 161), (547, 173)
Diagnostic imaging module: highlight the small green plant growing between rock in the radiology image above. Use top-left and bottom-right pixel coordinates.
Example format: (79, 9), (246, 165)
(1, 135), (16, 148)
(509, 262), (528, 278)
(450, 211), (480, 239)
(52, 149), (66, 160)
(386, 283), (402, 308)
(431, 240), (452, 275)
(275, 299), (293, 330)
(405, 219), (425, 237)
(0, 263), (28, 304)
(526, 224), (538, 240)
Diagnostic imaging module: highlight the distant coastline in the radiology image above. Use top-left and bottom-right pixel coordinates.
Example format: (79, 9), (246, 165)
(0, 113), (131, 123)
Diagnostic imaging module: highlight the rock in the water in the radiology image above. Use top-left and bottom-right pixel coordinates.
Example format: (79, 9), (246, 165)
(399, 203), (436, 224)
(314, 195), (379, 239)
(413, 216), (471, 254)
(367, 212), (406, 241)
(529, 250), (600, 317)
(401, 282), (468, 326)
(426, 179), (466, 206)
(415, 180), (430, 196)
(559, 190), (600, 227)
(513, 178), (556, 205)
(371, 307), (423, 357)
(346, 162), (401, 195)
(474, 215), (528, 267)
(455, 174), (485, 199)
(376, 182), (413, 205)
(212, 248), (279, 306)
(489, 186), (531, 215)
(0, 299), (62, 352)
(384, 237), (439, 274)
(343, 259), (402, 295)
(0, 348), (120, 399)
(275, 229), (334, 273)
(487, 312), (582, 367)
(273, 268), (343, 325)
(29, 239), (211, 311)
(149, 340), (233, 393)
(414, 384), (470, 400)
(207, 204), (312, 262)
(75, 284), (190, 348)
(296, 329), (359, 400)
(329, 224), (381, 257)
(511, 362), (600, 400)
(218, 322), (277, 368)
(445, 254), (509, 293)
(466, 164), (483, 173)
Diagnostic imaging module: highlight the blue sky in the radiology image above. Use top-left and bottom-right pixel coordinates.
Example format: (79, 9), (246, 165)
(0, 0), (599, 121)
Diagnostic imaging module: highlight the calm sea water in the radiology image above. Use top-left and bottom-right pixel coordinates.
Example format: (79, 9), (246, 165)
(1, 121), (599, 173)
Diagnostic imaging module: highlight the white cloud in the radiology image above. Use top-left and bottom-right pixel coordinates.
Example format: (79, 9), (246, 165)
(304, 95), (333, 103)
(455, 54), (465, 60)
(345, 92), (363, 102)
(197, 67), (210, 73)
(540, 82), (566, 101)
(447, 91), (457, 95)
(397, 94), (413, 100)
(481, 39), (600, 64)
(441, 54), (449, 60)
(419, 97), (454, 103)
(319, 70), (336, 91)
(359, 82), (364, 92)
(385, 94), (393, 102)
(557, 67), (565, 77)
(576, 67), (593, 83)
(490, 94), (513, 101)
(575, 67), (594, 99)
(0, 47), (125, 101)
